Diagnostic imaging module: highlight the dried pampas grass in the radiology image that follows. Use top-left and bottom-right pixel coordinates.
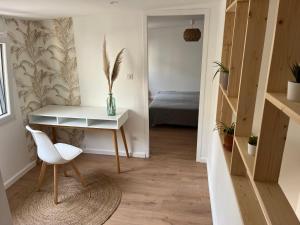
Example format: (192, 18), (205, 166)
(102, 37), (125, 93)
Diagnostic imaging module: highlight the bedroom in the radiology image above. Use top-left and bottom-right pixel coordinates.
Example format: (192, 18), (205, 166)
(148, 15), (204, 160)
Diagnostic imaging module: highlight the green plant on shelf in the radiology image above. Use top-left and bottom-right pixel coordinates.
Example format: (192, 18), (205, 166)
(214, 121), (235, 135)
(248, 135), (258, 146)
(213, 61), (229, 80)
(215, 121), (235, 151)
(290, 62), (300, 83)
(287, 62), (300, 102)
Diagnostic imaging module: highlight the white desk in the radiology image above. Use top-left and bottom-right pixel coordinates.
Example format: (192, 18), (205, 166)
(29, 105), (130, 173)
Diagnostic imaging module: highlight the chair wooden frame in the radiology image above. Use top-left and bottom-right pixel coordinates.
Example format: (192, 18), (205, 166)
(37, 161), (85, 204)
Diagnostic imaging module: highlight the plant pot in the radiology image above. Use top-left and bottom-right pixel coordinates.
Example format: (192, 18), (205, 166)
(223, 134), (233, 151)
(287, 81), (300, 102)
(220, 71), (229, 90)
(247, 143), (256, 156)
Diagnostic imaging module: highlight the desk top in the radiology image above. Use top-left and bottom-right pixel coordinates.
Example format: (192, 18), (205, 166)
(29, 105), (128, 120)
(29, 105), (129, 129)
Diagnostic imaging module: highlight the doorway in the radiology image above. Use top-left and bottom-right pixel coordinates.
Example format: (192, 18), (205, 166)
(145, 13), (207, 161)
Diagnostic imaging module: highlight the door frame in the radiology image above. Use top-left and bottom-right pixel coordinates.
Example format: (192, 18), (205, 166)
(142, 8), (211, 162)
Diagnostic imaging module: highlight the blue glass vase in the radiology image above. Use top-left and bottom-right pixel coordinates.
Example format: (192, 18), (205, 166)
(106, 93), (116, 116)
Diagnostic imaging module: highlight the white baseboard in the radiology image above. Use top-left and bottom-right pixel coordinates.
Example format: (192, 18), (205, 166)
(4, 161), (36, 189)
(84, 147), (147, 159)
(197, 157), (207, 163)
(206, 161), (217, 225)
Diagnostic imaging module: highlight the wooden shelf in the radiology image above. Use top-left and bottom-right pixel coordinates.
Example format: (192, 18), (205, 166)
(226, 0), (249, 12)
(254, 182), (299, 225)
(217, 0), (300, 224)
(231, 171), (300, 225)
(224, 149), (232, 170)
(232, 176), (268, 225)
(218, 132), (268, 225)
(219, 133), (270, 225)
(220, 84), (238, 114)
(218, 133), (232, 170)
(226, 0), (237, 12)
(228, 97), (238, 115)
(234, 136), (255, 178)
(266, 92), (300, 124)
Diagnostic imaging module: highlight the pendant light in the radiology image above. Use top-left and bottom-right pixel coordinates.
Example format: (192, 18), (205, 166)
(184, 19), (201, 42)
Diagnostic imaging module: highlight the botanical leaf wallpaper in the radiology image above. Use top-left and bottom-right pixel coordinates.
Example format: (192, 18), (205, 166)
(2, 16), (84, 160)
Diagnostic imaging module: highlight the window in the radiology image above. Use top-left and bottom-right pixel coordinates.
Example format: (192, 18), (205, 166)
(0, 35), (13, 123)
(0, 43), (8, 117)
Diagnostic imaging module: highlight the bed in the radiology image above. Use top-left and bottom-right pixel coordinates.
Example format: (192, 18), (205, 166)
(149, 91), (200, 127)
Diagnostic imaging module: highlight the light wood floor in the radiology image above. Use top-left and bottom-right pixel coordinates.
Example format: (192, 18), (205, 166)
(7, 126), (212, 225)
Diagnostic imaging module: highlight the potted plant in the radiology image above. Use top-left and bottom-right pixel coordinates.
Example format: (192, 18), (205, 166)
(215, 122), (235, 151)
(248, 135), (258, 156)
(213, 61), (230, 90)
(287, 63), (300, 102)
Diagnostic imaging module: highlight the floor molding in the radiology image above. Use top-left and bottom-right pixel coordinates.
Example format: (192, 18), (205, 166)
(197, 157), (207, 163)
(4, 161), (36, 189)
(206, 161), (217, 225)
(84, 148), (147, 159)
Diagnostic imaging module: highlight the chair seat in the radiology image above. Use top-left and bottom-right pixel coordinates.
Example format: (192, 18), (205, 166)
(54, 143), (83, 162)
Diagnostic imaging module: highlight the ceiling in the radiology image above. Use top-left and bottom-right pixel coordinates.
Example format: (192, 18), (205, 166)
(0, 0), (217, 18)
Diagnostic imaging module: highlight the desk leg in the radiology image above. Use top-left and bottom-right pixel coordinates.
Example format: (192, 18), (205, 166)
(120, 126), (130, 158)
(52, 127), (57, 143)
(112, 130), (121, 173)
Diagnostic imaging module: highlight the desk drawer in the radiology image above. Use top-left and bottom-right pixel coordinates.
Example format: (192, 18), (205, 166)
(57, 117), (88, 127)
(29, 115), (58, 125)
(87, 119), (118, 129)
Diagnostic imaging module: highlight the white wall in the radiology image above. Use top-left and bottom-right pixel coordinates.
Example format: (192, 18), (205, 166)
(0, 17), (31, 225)
(0, 171), (12, 225)
(73, 10), (147, 157)
(72, 4), (220, 159)
(0, 18), (34, 188)
(148, 19), (203, 96)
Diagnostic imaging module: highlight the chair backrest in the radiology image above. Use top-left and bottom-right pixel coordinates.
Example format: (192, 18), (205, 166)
(26, 125), (63, 164)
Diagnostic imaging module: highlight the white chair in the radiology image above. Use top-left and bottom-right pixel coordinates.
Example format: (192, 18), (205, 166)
(26, 125), (85, 204)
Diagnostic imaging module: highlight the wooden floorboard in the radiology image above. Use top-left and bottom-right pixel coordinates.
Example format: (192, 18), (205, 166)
(7, 126), (212, 225)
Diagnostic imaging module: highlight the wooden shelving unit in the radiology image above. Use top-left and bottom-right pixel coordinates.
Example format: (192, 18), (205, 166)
(254, 182), (299, 225)
(219, 85), (238, 114)
(234, 136), (254, 177)
(218, 133), (232, 169)
(216, 0), (300, 224)
(232, 177), (267, 225)
(266, 93), (300, 124)
(226, 0), (237, 12)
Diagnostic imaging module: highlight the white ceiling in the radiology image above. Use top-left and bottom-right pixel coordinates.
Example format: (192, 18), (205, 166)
(0, 0), (217, 18)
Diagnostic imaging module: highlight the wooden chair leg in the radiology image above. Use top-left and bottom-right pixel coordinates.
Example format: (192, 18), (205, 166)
(52, 127), (57, 143)
(70, 161), (85, 187)
(112, 130), (121, 173)
(63, 164), (69, 177)
(54, 165), (59, 204)
(120, 126), (130, 158)
(37, 161), (47, 191)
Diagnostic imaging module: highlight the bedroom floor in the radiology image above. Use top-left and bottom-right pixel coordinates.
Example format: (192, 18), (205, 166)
(7, 126), (212, 225)
(150, 125), (198, 160)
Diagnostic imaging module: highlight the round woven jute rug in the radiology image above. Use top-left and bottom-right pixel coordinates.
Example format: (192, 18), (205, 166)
(10, 172), (122, 225)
